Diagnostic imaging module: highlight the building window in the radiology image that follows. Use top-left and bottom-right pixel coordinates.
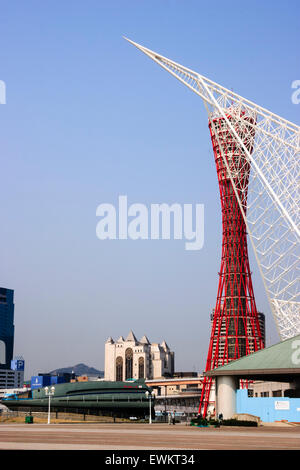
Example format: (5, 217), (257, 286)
(138, 357), (144, 379)
(116, 356), (123, 382)
(125, 348), (133, 380)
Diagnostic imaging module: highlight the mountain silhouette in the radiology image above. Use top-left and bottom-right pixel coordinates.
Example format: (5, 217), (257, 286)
(48, 363), (104, 377)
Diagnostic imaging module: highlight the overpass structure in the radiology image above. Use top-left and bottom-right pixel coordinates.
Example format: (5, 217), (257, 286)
(146, 377), (203, 388)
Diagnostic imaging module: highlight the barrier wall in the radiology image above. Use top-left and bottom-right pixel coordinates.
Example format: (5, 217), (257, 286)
(236, 389), (300, 422)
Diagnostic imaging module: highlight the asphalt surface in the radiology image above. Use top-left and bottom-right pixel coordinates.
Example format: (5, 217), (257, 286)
(0, 423), (299, 450)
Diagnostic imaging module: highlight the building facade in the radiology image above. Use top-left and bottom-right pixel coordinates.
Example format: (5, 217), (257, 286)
(0, 369), (24, 390)
(0, 357), (25, 390)
(105, 331), (174, 381)
(0, 288), (15, 370)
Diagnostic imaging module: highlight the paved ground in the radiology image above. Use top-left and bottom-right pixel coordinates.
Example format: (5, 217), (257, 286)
(0, 423), (299, 450)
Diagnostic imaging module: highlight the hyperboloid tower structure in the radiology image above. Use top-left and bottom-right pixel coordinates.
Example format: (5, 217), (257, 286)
(125, 38), (300, 417)
(199, 110), (264, 416)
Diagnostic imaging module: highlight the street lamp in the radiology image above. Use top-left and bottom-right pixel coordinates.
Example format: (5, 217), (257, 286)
(145, 390), (155, 424)
(44, 386), (55, 424)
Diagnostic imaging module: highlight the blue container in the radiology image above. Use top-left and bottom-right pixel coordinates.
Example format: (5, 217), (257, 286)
(50, 376), (65, 385)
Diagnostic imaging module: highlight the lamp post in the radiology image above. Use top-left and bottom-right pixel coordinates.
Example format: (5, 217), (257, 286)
(44, 386), (55, 424)
(145, 390), (155, 424)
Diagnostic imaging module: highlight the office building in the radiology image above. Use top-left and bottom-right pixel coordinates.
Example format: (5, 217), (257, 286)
(0, 288), (15, 370)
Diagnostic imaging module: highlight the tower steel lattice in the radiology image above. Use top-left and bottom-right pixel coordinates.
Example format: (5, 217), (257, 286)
(200, 111), (264, 416)
(125, 38), (300, 416)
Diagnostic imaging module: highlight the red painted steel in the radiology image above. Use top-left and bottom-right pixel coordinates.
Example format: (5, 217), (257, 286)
(198, 111), (264, 417)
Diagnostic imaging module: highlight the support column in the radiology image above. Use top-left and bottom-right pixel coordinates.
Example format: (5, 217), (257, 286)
(216, 375), (238, 419)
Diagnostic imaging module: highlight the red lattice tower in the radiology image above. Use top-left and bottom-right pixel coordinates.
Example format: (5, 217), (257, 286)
(198, 110), (264, 417)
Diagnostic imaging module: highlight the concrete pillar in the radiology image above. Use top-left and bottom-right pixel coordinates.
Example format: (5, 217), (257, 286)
(216, 375), (238, 419)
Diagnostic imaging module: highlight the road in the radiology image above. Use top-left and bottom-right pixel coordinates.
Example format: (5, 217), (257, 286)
(0, 423), (299, 450)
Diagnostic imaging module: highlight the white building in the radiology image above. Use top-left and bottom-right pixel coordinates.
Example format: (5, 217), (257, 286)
(105, 331), (174, 381)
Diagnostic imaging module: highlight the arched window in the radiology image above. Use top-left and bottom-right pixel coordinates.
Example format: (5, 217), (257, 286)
(125, 348), (133, 380)
(138, 357), (144, 379)
(116, 356), (123, 382)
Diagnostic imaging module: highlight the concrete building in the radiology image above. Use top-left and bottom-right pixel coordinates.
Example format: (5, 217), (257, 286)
(0, 357), (25, 390)
(105, 331), (174, 381)
(250, 380), (292, 398)
(0, 368), (24, 390)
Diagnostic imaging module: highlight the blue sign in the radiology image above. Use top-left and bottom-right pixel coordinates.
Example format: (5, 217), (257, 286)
(11, 359), (25, 371)
(31, 375), (51, 389)
(31, 376), (44, 389)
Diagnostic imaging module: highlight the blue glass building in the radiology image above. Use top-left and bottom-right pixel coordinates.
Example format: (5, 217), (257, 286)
(0, 288), (15, 370)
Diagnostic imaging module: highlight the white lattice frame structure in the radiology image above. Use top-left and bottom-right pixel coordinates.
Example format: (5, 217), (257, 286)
(125, 37), (300, 340)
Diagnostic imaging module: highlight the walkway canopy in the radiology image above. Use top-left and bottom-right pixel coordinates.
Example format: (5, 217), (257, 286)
(205, 334), (300, 383)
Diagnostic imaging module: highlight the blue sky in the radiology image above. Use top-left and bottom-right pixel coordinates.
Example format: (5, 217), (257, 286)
(0, 0), (299, 378)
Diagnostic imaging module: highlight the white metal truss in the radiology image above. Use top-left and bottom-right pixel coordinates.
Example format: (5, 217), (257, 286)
(125, 37), (300, 340)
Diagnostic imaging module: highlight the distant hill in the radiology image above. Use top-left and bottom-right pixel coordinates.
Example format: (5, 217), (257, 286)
(48, 363), (104, 377)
